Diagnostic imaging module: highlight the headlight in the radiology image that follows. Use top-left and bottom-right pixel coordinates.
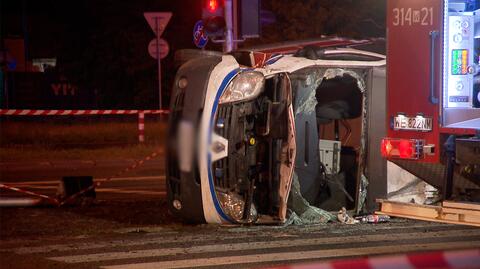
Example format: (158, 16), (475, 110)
(219, 71), (265, 104)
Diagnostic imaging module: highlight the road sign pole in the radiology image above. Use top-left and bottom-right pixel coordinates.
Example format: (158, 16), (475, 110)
(144, 12), (171, 108)
(224, 0), (234, 52)
(155, 17), (162, 109)
(232, 0), (238, 50)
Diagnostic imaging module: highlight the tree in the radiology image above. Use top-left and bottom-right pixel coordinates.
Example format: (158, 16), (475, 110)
(245, 0), (386, 46)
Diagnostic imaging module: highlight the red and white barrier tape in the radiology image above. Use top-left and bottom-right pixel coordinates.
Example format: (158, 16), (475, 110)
(0, 183), (59, 205)
(0, 148), (162, 206)
(58, 149), (162, 206)
(0, 109), (169, 116)
(138, 112), (145, 143)
(266, 249), (480, 269)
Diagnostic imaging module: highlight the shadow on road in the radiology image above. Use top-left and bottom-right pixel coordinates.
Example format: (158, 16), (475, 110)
(0, 198), (182, 241)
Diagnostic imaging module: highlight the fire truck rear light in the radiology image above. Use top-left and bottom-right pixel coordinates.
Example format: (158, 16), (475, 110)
(381, 138), (425, 160)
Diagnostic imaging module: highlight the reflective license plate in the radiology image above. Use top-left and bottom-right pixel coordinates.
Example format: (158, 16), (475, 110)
(393, 115), (432, 132)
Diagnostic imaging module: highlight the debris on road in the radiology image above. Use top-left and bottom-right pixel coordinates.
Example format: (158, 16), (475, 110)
(356, 214), (390, 223)
(337, 207), (359, 224)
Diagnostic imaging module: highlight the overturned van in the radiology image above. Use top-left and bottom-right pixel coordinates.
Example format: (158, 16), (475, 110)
(166, 43), (387, 224)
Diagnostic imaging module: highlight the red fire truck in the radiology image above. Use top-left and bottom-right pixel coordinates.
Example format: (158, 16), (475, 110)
(383, 0), (479, 200)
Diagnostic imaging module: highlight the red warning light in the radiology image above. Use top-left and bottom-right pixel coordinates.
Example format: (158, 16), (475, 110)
(398, 139), (413, 159)
(208, 0), (218, 12)
(381, 139), (393, 157)
(381, 138), (424, 160)
(202, 0), (225, 36)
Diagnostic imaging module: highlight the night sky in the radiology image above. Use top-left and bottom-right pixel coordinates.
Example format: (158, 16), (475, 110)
(1, 0), (385, 108)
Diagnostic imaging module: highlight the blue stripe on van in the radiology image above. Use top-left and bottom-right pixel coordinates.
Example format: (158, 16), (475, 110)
(207, 68), (240, 223)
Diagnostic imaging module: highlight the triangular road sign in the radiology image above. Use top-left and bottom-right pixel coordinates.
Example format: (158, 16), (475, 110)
(144, 12), (172, 36)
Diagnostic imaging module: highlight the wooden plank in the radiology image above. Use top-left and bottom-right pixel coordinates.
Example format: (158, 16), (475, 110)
(442, 201), (480, 211)
(376, 210), (480, 228)
(377, 200), (480, 228)
(440, 211), (480, 224)
(378, 200), (440, 219)
(443, 211), (480, 224)
(442, 207), (480, 217)
(376, 199), (440, 209)
(463, 214), (480, 224)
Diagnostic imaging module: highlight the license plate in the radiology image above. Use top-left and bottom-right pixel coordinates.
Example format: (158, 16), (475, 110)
(393, 115), (432, 132)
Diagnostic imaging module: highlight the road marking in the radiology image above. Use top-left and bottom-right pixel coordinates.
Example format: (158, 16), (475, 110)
(5, 185), (58, 190)
(96, 176), (165, 183)
(9, 223), (464, 255)
(8, 176), (166, 186)
(12, 234), (238, 254)
(2, 176), (165, 195)
(100, 241), (480, 269)
(96, 188), (165, 196)
(1, 186), (164, 195)
(4, 181), (59, 185)
(48, 229), (480, 263)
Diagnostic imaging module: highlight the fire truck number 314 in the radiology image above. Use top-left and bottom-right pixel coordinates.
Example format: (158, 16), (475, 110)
(392, 7), (434, 26)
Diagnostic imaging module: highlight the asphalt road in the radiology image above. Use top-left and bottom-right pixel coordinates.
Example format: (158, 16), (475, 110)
(1, 218), (480, 269)
(1, 155), (480, 268)
(0, 157), (166, 200)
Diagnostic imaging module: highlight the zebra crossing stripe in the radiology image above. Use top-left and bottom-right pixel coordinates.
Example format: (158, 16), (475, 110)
(99, 241), (480, 269)
(13, 233), (239, 254)
(9, 224), (467, 255)
(48, 229), (480, 263)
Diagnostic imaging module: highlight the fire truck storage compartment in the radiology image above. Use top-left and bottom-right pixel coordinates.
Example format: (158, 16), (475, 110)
(443, 0), (480, 128)
(291, 67), (367, 211)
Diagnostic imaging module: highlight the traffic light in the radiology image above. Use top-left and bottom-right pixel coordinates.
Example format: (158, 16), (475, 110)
(202, 0), (226, 37)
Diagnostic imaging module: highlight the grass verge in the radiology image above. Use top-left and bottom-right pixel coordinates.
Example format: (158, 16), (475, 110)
(1, 120), (167, 146)
(0, 144), (163, 162)
(0, 120), (167, 162)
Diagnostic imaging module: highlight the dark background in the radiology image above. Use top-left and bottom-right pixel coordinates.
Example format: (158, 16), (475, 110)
(0, 0), (386, 109)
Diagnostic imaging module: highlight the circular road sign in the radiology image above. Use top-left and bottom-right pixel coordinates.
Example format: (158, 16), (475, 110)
(193, 20), (208, 49)
(148, 38), (169, 60)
